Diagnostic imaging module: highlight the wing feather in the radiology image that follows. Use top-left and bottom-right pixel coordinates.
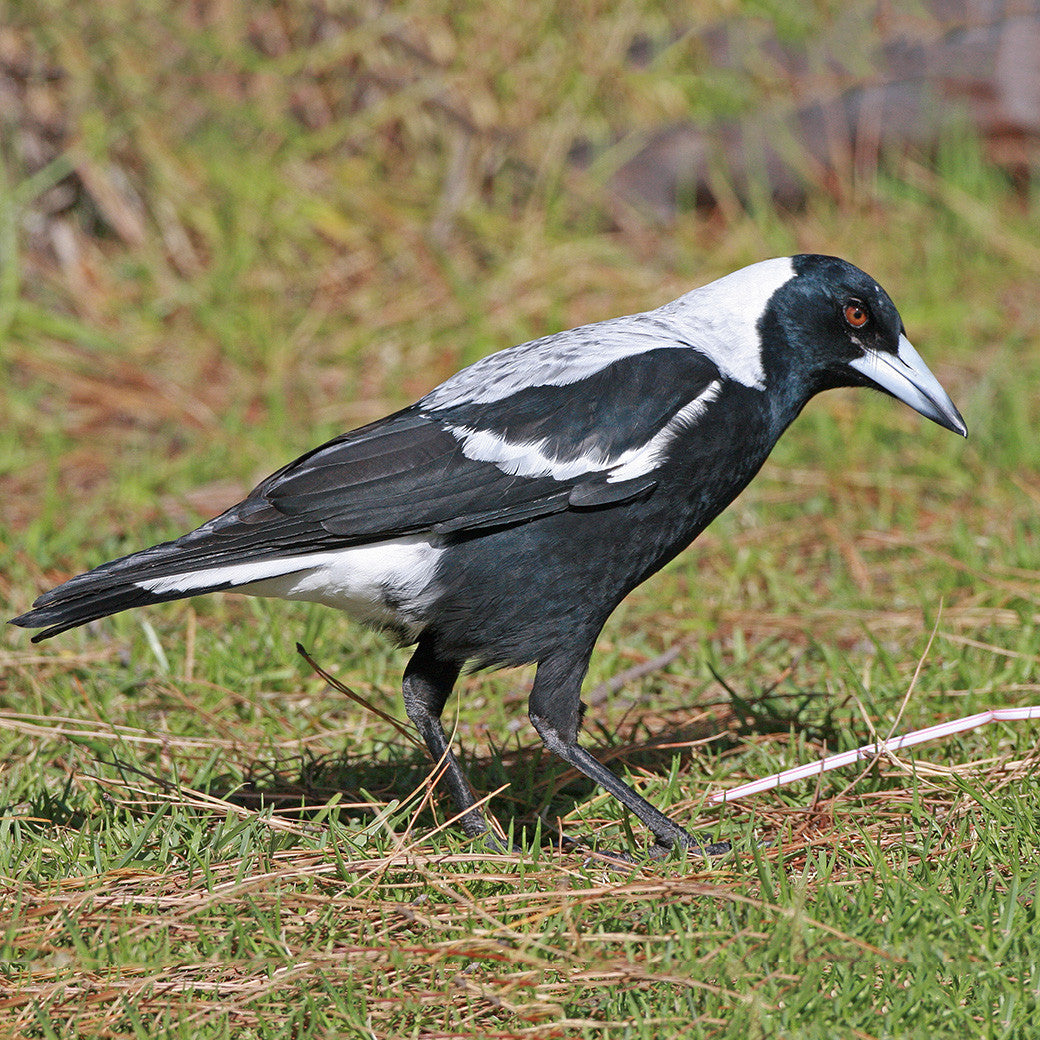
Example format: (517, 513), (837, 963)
(28, 344), (726, 596)
(183, 347), (722, 559)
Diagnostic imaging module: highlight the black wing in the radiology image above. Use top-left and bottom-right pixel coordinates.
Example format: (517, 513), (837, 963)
(253, 345), (721, 538)
(12, 347), (721, 638)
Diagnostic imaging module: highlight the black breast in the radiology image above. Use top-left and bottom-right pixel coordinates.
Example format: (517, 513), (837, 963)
(421, 382), (776, 669)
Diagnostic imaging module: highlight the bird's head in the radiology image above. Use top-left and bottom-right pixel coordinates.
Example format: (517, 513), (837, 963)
(762, 254), (967, 437)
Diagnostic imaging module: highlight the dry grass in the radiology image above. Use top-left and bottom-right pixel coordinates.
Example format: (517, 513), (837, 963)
(2, 746), (1037, 1038)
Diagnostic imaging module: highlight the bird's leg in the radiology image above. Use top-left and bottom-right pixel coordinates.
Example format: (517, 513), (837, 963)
(402, 639), (491, 841)
(528, 652), (718, 855)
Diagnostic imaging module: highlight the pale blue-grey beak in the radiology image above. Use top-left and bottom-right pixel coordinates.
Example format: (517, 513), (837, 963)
(849, 334), (967, 437)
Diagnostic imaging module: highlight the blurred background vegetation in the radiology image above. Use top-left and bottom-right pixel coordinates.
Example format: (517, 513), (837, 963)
(2, 0), (1035, 546)
(1, 1), (1039, 1036)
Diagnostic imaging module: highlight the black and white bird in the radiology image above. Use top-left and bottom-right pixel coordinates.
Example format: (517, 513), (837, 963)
(11, 255), (966, 853)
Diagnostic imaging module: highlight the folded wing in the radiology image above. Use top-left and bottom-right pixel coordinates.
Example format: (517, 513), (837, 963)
(14, 342), (723, 639)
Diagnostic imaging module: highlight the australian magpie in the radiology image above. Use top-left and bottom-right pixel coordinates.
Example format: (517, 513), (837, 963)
(11, 255), (967, 853)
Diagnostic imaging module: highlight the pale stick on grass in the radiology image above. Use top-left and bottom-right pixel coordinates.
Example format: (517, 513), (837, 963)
(710, 705), (1040, 803)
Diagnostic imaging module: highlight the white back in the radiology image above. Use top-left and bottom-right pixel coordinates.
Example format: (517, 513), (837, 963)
(422, 257), (795, 409)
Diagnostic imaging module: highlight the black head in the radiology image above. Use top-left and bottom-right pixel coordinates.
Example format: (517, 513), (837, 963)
(762, 254), (966, 436)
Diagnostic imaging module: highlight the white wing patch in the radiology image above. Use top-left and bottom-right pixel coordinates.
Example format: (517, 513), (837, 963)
(445, 379), (723, 483)
(136, 536), (445, 637)
(606, 379), (723, 481)
(441, 423), (612, 481)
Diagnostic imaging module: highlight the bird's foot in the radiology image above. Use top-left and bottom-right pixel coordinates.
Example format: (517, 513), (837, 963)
(648, 837), (732, 860)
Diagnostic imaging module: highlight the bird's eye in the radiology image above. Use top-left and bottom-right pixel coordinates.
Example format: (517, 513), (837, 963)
(843, 300), (869, 329)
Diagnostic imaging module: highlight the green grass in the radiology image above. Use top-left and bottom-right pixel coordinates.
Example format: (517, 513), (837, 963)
(2, 1), (1040, 1037)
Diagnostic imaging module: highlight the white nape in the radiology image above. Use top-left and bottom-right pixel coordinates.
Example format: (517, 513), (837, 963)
(658, 256), (795, 390)
(422, 257), (794, 410)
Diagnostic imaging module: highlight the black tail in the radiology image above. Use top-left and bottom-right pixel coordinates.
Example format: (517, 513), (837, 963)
(11, 477), (353, 642)
(11, 584), (214, 642)
(10, 536), (244, 642)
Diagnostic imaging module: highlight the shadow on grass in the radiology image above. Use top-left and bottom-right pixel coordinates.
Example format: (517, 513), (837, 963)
(194, 679), (843, 845)
(205, 742), (596, 844)
(4, 663), (845, 848)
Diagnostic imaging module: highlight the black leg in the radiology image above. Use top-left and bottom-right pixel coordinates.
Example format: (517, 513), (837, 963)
(528, 651), (712, 853)
(401, 638), (490, 840)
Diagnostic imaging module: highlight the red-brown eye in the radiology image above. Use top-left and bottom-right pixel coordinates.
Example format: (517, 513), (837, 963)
(844, 301), (869, 328)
